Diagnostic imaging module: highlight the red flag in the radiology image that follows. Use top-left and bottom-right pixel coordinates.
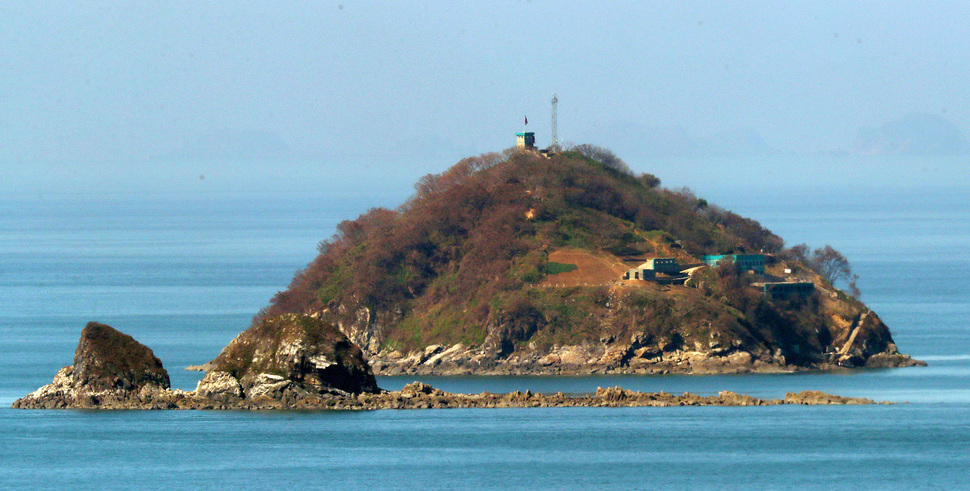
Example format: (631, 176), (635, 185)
(524, 115), (528, 125)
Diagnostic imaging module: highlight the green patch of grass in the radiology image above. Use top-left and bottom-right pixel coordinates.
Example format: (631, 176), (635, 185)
(542, 262), (578, 275)
(317, 264), (352, 304)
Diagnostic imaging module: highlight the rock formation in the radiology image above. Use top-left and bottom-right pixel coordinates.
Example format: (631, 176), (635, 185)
(201, 313), (381, 399)
(15, 320), (893, 410)
(367, 307), (924, 376)
(230, 383), (886, 410)
(13, 322), (172, 409)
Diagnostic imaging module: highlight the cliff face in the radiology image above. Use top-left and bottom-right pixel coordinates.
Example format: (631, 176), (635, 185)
(258, 149), (922, 375)
(366, 277), (922, 376)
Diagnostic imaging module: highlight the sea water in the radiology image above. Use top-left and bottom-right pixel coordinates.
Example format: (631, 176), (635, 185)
(1, 176), (969, 489)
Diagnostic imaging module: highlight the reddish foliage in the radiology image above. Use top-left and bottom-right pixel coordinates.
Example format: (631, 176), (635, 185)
(258, 148), (788, 352)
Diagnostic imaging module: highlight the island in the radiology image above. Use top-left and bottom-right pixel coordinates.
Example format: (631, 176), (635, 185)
(258, 146), (922, 375)
(14, 146), (923, 410)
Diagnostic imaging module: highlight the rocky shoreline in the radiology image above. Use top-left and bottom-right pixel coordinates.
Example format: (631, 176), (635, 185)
(13, 380), (886, 410)
(367, 341), (925, 377)
(13, 320), (895, 411)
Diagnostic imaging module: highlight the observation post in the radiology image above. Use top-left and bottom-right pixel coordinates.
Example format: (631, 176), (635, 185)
(516, 131), (536, 149)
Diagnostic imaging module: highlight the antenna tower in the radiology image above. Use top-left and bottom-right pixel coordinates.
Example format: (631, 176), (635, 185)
(550, 93), (559, 149)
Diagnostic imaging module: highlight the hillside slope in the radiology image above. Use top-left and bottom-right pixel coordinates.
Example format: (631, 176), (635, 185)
(253, 148), (922, 375)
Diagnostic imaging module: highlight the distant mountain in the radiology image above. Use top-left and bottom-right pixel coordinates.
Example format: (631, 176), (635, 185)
(158, 129), (296, 160)
(637, 125), (695, 157)
(852, 113), (968, 156)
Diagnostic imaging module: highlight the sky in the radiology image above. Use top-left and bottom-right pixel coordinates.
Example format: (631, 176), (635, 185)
(2, 1), (968, 193)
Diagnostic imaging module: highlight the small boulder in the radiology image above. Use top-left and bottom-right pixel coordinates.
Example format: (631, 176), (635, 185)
(195, 370), (244, 401)
(400, 381), (443, 397)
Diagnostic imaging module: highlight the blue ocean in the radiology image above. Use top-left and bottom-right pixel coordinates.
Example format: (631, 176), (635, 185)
(1, 158), (969, 489)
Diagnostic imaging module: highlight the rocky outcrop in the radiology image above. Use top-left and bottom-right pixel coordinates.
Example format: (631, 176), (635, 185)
(193, 370), (243, 402)
(12, 321), (895, 410)
(253, 384), (887, 410)
(14, 318), (381, 410)
(13, 322), (173, 409)
(205, 313), (381, 397)
(831, 310), (925, 368)
(783, 390), (878, 405)
(364, 335), (923, 376)
(360, 300), (925, 376)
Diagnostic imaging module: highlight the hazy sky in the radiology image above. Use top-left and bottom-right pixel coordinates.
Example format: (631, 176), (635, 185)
(2, 2), (968, 176)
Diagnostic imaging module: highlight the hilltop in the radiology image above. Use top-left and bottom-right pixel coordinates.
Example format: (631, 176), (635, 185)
(254, 147), (922, 375)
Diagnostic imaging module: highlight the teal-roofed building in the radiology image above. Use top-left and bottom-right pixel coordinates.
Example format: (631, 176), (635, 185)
(516, 132), (535, 149)
(701, 254), (765, 274)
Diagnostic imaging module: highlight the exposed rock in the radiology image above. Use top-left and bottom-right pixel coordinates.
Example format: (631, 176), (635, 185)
(194, 370), (244, 401)
(716, 391), (767, 406)
(73, 322), (169, 391)
(206, 313), (381, 396)
(784, 390), (881, 405)
(340, 384), (888, 410)
(400, 381), (443, 397)
(424, 343), (465, 366)
(538, 353), (561, 366)
(358, 316), (923, 376)
(864, 352), (927, 368)
(247, 375), (313, 403)
(12, 321), (897, 411)
(13, 322), (171, 409)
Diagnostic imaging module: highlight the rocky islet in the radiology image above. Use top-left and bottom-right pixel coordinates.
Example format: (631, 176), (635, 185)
(14, 319), (890, 410)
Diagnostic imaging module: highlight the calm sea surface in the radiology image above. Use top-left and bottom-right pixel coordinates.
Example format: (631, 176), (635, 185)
(1, 174), (968, 489)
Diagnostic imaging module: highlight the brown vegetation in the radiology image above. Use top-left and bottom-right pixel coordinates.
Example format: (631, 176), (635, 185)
(250, 146), (913, 372)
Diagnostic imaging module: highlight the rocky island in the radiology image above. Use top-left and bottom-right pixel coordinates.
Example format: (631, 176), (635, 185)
(260, 147), (922, 375)
(14, 320), (885, 410)
(15, 146), (924, 410)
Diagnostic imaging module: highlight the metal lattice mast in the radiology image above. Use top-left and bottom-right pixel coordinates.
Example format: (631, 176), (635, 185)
(550, 93), (559, 149)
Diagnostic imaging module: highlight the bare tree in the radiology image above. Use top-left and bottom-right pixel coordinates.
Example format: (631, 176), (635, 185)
(809, 245), (860, 297)
(571, 143), (633, 175)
